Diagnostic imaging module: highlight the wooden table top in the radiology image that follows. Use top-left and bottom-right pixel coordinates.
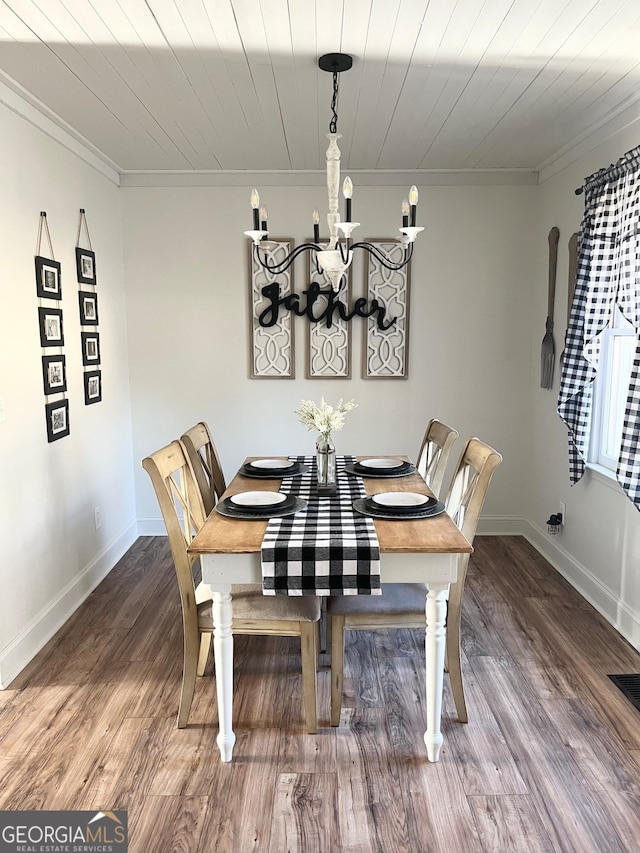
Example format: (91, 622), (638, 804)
(188, 456), (472, 557)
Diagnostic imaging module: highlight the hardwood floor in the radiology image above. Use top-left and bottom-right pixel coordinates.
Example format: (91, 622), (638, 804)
(2, 535), (640, 852)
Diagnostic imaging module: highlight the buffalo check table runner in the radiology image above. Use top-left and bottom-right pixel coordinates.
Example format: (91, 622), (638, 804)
(261, 455), (381, 595)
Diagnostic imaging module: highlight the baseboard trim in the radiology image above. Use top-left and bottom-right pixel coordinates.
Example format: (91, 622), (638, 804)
(522, 519), (640, 654)
(0, 520), (138, 688)
(137, 518), (169, 537)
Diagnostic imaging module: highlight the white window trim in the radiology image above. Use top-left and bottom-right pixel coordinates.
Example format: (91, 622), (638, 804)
(588, 306), (636, 479)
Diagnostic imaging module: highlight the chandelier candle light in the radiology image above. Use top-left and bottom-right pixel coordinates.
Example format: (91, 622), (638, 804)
(296, 397), (357, 495)
(245, 53), (424, 293)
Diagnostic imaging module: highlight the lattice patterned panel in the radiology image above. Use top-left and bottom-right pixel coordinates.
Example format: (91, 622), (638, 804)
(249, 239), (295, 379)
(306, 250), (351, 379)
(363, 240), (411, 379)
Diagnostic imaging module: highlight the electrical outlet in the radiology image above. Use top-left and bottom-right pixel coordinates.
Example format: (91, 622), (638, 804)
(558, 501), (566, 525)
(94, 506), (101, 530)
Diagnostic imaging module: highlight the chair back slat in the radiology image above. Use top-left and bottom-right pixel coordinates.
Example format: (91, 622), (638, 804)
(445, 437), (502, 546)
(142, 441), (208, 616)
(181, 422), (227, 515)
(416, 419), (459, 498)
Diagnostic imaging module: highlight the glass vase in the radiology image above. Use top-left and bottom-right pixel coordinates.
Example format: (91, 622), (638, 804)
(316, 433), (336, 494)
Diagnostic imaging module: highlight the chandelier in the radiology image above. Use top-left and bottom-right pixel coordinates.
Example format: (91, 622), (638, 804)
(244, 53), (423, 292)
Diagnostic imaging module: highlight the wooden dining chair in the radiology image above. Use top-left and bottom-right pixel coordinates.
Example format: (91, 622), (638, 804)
(327, 437), (502, 726)
(142, 440), (321, 732)
(415, 418), (459, 498)
(180, 421), (227, 515)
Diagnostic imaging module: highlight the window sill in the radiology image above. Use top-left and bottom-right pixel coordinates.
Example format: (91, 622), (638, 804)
(585, 462), (622, 491)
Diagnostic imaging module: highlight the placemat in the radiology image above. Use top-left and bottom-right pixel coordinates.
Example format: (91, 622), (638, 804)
(261, 455), (381, 596)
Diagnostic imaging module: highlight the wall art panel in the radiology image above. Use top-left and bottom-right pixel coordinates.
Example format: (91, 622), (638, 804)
(363, 240), (411, 379)
(249, 239), (295, 379)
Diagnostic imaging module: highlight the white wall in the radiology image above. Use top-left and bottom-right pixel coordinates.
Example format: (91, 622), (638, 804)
(527, 126), (640, 650)
(0, 94), (137, 686)
(121, 182), (537, 532)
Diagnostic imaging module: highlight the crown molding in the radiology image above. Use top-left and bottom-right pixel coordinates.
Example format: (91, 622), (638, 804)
(0, 70), (121, 186)
(537, 96), (640, 185)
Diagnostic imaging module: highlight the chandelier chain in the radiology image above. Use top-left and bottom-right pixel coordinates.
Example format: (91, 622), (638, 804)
(329, 71), (339, 134)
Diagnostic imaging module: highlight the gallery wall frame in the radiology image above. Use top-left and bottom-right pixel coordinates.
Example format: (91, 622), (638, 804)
(35, 255), (62, 300)
(81, 331), (100, 366)
(78, 290), (99, 325)
(41, 354), (67, 395)
(45, 398), (70, 443)
(83, 370), (102, 405)
(38, 306), (64, 347)
(76, 247), (96, 285)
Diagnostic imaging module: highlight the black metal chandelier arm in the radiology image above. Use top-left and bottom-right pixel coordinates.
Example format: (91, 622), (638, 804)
(350, 240), (414, 270)
(254, 242), (323, 275)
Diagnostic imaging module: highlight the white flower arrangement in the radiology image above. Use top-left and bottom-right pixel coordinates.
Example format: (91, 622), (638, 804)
(295, 397), (358, 440)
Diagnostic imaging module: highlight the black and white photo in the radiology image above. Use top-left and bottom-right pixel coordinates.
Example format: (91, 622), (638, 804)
(78, 290), (99, 325)
(75, 247), (96, 285)
(81, 331), (100, 365)
(41, 354), (67, 395)
(35, 255), (62, 300)
(38, 306), (64, 347)
(45, 398), (70, 442)
(83, 369), (102, 405)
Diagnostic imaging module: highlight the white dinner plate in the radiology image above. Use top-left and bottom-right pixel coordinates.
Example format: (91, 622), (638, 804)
(359, 458), (405, 469)
(230, 491), (288, 507)
(371, 492), (430, 507)
(249, 459), (295, 470)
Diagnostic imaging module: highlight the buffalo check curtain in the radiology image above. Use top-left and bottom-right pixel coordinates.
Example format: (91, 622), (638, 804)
(558, 145), (640, 510)
(261, 455), (381, 595)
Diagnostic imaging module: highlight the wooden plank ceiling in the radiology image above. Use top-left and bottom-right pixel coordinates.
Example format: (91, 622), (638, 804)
(0, 0), (638, 174)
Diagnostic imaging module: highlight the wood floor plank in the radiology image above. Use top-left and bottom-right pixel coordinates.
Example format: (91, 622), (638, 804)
(129, 794), (209, 853)
(441, 657), (530, 797)
(68, 716), (162, 810)
(469, 794), (556, 853)
(336, 708), (412, 853)
(269, 772), (339, 853)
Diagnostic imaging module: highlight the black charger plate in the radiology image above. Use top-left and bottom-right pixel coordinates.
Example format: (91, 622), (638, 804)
(352, 497), (445, 520)
(216, 495), (308, 519)
(344, 461), (416, 478)
(240, 461), (309, 479)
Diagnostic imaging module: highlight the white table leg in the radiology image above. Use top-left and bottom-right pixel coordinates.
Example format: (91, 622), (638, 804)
(424, 581), (449, 762)
(212, 589), (236, 762)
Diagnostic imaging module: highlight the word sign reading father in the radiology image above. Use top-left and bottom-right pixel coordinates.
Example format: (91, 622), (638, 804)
(258, 280), (397, 330)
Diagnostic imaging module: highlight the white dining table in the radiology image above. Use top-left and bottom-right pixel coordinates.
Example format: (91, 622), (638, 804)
(187, 456), (472, 763)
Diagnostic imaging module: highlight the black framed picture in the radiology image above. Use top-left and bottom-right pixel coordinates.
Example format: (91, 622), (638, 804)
(45, 398), (70, 442)
(76, 247), (96, 285)
(84, 370), (102, 405)
(41, 354), (67, 395)
(38, 307), (64, 347)
(81, 331), (100, 365)
(78, 290), (99, 325)
(35, 255), (62, 300)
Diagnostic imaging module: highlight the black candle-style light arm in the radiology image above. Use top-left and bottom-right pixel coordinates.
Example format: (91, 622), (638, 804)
(253, 241), (324, 275)
(254, 236), (414, 279)
(348, 240), (414, 270)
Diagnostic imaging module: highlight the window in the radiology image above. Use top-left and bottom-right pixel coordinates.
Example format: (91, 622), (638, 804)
(589, 307), (636, 474)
